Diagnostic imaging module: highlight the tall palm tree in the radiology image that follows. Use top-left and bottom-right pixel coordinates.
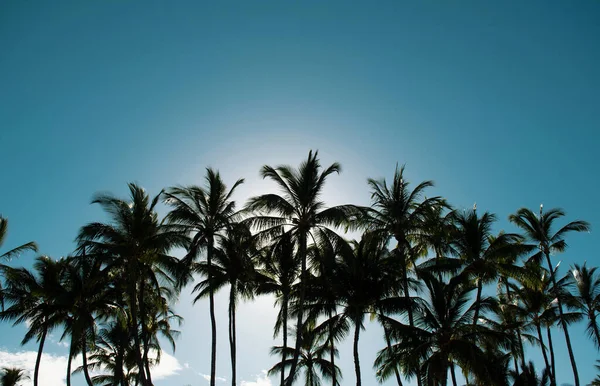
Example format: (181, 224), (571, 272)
(0, 216), (38, 310)
(510, 206), (590, 386)
(268, 323), (341, 386)
(245, 150), (359, 385)
(375, 271), (510, 386)
(366, 165), (443, 386)
(164, 168), (243, 386)
(570, 263), (600, 349)
(255, 230), (299, 386)
(0, 367), (29, 386)
(78, 183), (188, 386)
(193, 223), (258, 386)
(0, 257), (66, 386)
(449, 209), (528, 325)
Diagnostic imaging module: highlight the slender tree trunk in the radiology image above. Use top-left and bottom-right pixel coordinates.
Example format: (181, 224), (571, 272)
(208, 240), (217, 386)
(81, 334), (94, 386)
(117, 352), (126, 386)
(450, 365), (457, 386)
(128, 264), (148, 386)
(536, 322), (551, 374)
(229, 283), (237, 386)
(381, 313), (403, 386)
(285, 232), (307, 386)
(329, 309), (337, 386)
(139, 280), (153, 386)
(547, 325), (556, 386)
(353, 321), (362, 386)
(400, 250), (422, 386)
(545, 252), (579, 386)
(34, 326), (47, 386)
(281, 294), (288, 386)
(472, 278), (483, 325)
(505, 281), (526, 371)
(66, 335), (73, 386)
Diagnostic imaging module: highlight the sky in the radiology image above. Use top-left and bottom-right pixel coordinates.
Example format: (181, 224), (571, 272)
(1, 0), (599, 385)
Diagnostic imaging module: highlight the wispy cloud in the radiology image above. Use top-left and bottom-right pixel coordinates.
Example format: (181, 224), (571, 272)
(200, 373), (227, 382)
(241, 370), (272, 386)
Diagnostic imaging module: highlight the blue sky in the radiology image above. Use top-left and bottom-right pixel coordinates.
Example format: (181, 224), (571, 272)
(1, 1), (599, 385)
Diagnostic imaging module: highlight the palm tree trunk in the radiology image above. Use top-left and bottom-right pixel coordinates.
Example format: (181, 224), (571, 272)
(81, 334), (94, 386)
(281, 294), (288, 386)
(128, 266), (148, 386)
(139, 280), (153, 386)
(381, 313), (403, 386)
(34, 326), (47, 386)
(546, 325), (556, 386)
(545, 252), (580, 386)
(505, 281), (527, 371)
(66, 335), (73, 386)
(229, 283), (237, 386)
(400, 255), (422, 386)
(285, 231), (307, 386)
(353, 321), (362, 386)
(208, 240), (217, 386)
(329, 309), (337, 386)
(450, 365), (457, 386)
(472, 278), (483, 325)
(536, 322), (551, 375)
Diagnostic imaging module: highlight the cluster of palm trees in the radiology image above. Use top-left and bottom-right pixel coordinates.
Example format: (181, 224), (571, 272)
(0, 150), (597, 386)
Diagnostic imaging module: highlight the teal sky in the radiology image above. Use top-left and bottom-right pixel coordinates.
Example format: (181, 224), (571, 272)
(1, 1), (599, 385)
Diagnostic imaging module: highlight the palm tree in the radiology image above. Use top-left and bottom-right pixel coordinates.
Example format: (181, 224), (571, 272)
(193, 223), (258, 386)
(510, 206), (590, 386)
(0, 367), (29, 386)
(570, 263), (600, 349)
(164, 168), (243, 386)
(268, 323), (341, 386)
(0, 216), (38, 310)
(0, 257), (66, 386)
(375, 271), (510, 386)
(78, 183), (188, 386)
(255, 230), (299, 386)
(449, 209), (528, 325)
(510, 361), (550, 386)
(245, 150), (359, 385)
(366, 165), (443, 386)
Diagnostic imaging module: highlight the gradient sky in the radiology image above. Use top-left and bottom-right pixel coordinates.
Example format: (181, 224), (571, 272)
(1, 1), (599, 385)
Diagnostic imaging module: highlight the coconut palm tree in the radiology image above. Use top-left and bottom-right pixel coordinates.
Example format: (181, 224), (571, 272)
(570, 263), (600, 349)
(0, 257), (66, 386)
(255, 230), (299, 386)
(449, 209), (529, 325)
(77, 183), (188, 386)
(509, 206), (590, 386)
(0, 367), (29, 386)
(510, 361), (550, 386)
(268, 323), (341, 386)
(193, 223), (258, 386)
(164, 168), (243, 386)
(375, 271), (510, 386)
(365, 166), (444, 386)
(245, 150), (360, 385)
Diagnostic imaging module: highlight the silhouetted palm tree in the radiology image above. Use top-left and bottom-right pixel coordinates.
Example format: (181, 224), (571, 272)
(193, 224), (258, 386)
(0, 367), (29, 386)
(510, 206), (590, 386)
(164, 168), (243, 386)
(78, 183), (188, 385)
(0, 257), (66, 386)
(246, 150), (359, 385)
(375, 271), (510, 386)
(268, 323), (341, 386)
(570, 263), (600, 349)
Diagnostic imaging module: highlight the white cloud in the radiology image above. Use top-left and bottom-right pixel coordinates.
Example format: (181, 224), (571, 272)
(0, 348), (183, 385)
(241, 370), (272, 386)
(0, 349), (69, 386)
